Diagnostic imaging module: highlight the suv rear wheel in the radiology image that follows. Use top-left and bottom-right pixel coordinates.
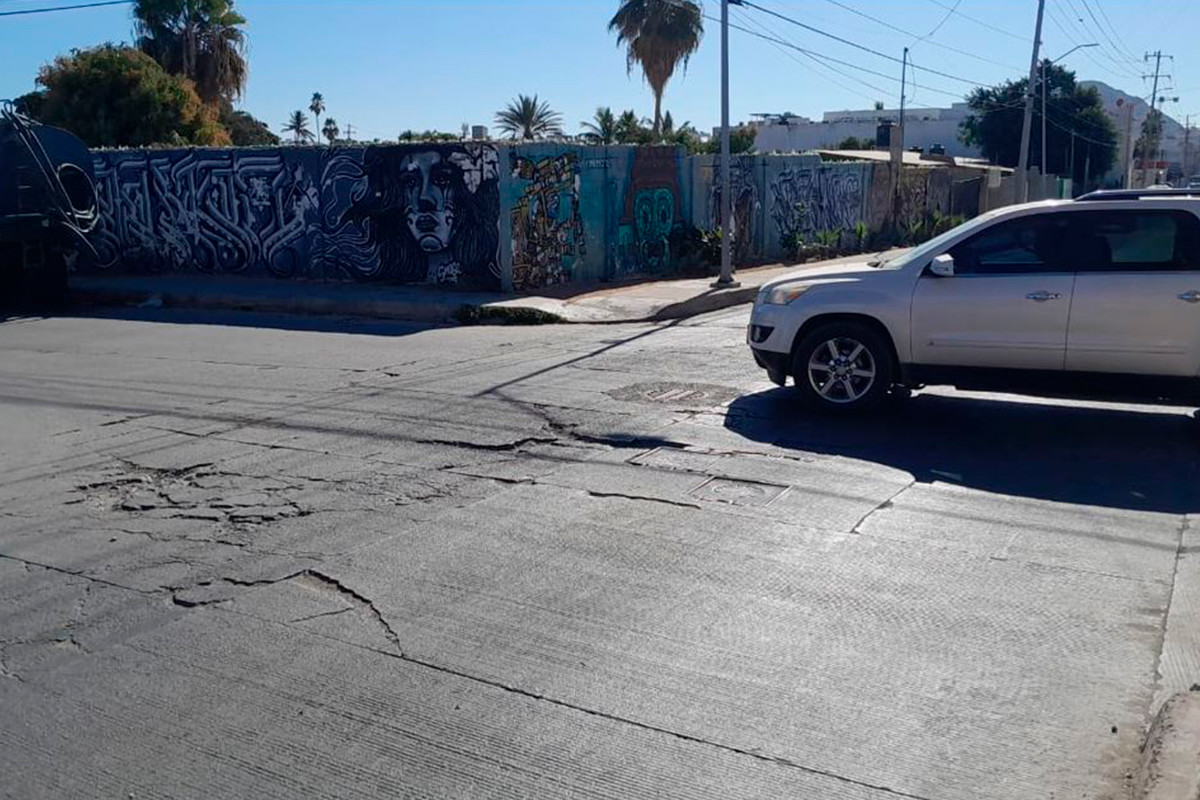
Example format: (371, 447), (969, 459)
(792, 321), (895, 412)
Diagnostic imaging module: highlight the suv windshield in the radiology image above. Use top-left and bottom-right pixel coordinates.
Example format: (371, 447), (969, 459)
(880, 207), (1012, 270)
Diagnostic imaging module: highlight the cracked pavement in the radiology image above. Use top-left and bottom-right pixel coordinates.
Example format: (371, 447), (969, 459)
(1, 306), (1199, 799)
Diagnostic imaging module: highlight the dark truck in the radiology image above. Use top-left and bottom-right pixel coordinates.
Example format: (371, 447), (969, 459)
(0, 103), (98, 306)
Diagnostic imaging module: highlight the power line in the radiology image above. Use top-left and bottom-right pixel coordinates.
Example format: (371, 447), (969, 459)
(730, 7), (889, 102)
(1057, 0), (1143, 79)
(721, 12), (966, 101)
(0, 0), (129, 16)
(923, 0), (1026, 41)
(739, 0), (990, 87)
(1090, 0), (1142, 63)
(1077, 0), (1142, 67)
(805, 0), (1019, 70)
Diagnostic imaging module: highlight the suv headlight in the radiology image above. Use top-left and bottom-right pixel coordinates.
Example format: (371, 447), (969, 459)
(761, 283), (814, 305)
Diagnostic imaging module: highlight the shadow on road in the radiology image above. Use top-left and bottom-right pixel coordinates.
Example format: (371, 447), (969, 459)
(9, 306), (436, 337)
(724, 388), (1200, 514)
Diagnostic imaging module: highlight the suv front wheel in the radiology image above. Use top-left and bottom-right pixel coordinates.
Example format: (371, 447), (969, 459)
(792, 321), (895, 412)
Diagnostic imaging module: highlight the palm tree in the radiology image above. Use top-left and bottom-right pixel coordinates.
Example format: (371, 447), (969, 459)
(581, 106), (618, 144)
(494, 94), (563, 140)
(609, 0), (703, 138)
(322, 117), (339, 145)
(615, 109), (648, 144)
(134, 0), (249, 106)
(283, 110), (313, 144)
(309, 92), (325, 143)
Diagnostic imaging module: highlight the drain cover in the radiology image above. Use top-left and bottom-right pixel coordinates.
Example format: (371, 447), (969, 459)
(609, 382), (739, 407)
(690, 477), (788, 507)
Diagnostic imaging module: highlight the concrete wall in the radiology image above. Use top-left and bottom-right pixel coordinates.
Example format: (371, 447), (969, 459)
(88, 144), (966, 290)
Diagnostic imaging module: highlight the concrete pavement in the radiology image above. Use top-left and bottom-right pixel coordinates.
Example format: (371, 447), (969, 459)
(0, 306), (1197, 798)
(69, 250), (906, 325)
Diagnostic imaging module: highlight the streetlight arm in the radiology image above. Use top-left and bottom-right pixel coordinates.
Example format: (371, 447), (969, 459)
(1048, 43), (1098, 64)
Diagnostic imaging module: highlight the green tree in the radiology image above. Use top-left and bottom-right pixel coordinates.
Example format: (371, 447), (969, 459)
(220, 104), (278, 145)
(581, 106), (619, 144)
(282, 110), (313, 144)
(609, 0), (703, 138)
(494, 94), (563, 140)
(322, 117), (340, 145)
(133, 0), (249, 106)
(1134, 108), (1163, 164)
(835, 136), (870, 150)
(615, 109), (652, 144)
(309, 92), (325, 143)
(960, 62), (1117, 182)
(27, 44), (228, 147)
(704, 124), (757, 155)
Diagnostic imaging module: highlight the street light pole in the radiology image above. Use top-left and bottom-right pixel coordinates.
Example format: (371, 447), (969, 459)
(1016, 0), (1046, 203)
(1042, 44), (1097, 177)
(713, 0), (740, 289)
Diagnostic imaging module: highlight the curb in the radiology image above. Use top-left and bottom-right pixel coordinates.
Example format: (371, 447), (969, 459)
(68, 282), (753, 326)
(69, 285), (571, 326)
(1135, 689), (1200, 800)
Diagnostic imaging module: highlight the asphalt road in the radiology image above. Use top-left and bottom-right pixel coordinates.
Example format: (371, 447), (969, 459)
(1, 306), (1197, 799)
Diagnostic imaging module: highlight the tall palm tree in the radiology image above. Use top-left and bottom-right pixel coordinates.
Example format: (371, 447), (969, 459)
(581, 106), (618, 144)
(309, 92), (325, 144)
(283, 110), (313, 144)
(609, 0), (703, 138)
(322, 117), (339, 145)
(134, 0), (249, 106)
(494, 94), (563, 140)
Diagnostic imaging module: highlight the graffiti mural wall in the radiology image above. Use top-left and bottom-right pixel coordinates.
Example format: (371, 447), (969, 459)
(509, 150), (584, 290)
(89, 145), (890, 289)
(92, 143), (502, 289)
(617, 147), (685, 276)
(769, 164), (868, 250)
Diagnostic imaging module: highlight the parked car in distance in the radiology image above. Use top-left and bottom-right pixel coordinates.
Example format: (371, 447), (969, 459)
(748, 189), (1200, 412)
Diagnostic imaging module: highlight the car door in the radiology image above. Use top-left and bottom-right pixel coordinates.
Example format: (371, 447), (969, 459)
(1065, 208), (1200, 376)
(910, 213), (1075, 370)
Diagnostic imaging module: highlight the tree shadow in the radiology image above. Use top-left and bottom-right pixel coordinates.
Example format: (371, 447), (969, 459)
(723, 388), (1200, 514)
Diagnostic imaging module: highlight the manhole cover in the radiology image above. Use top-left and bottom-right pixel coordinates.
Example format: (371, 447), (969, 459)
(628, 446), (723, 473)
(689, 477), (788, 507)
(608, 382), (740, 407)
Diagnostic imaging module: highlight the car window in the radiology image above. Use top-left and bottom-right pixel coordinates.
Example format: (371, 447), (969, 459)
(947, 215), (1069, 275)
(1066, 210), (1200, 272)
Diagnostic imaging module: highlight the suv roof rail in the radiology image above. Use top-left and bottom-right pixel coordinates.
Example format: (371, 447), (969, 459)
(1077, 188), (1200, 201)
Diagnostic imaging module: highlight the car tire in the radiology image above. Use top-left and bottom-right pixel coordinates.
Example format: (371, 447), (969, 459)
(792, 321), (895, 413)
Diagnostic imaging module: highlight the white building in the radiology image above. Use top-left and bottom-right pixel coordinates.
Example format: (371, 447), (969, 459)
(749, 103), (980, 158)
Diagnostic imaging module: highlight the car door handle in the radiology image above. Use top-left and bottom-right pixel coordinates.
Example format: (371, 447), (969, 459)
(1178, 290), (1200, 303)
(1026, 291), (1062, 302)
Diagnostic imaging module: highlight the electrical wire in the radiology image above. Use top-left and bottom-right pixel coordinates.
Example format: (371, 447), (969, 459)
(922, 0), (1026, 41)
(802, 0), (1019, 70)
(0, 0), (129, 16)
(739, 0), (990, 88)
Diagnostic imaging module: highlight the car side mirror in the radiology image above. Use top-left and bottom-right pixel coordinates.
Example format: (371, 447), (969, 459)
(930, 254), (956, 277)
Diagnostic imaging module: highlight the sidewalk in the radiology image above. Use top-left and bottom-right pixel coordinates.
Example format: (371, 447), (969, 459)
(69, 250), (906, 325)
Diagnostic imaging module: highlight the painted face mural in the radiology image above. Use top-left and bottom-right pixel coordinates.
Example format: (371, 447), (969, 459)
(618, 147), (682, 275)
(634, 188), (675, 269)
(328, 144), (501, 288)
(399, 151), (457, 256)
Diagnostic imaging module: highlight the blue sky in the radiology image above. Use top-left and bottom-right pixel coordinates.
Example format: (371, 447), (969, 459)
(2, 0), (1198, 139)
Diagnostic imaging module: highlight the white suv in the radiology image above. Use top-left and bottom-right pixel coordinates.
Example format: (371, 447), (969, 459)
(748, 190), (1200, 411)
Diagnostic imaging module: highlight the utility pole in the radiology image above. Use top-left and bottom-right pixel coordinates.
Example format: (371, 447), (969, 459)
(1017, 0), (1046, 202)
(890, 47), (908, 231)
(713, 0), (741, 289)
(344, 123), (355, 143)
(1122, 100), (1135, 188)
(1143, 51), (1171, 185)
(1184, 116), (1192, 180)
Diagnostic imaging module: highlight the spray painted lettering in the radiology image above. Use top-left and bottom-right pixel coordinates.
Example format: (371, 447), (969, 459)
(770, 167), (864, 247)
